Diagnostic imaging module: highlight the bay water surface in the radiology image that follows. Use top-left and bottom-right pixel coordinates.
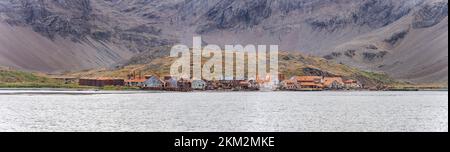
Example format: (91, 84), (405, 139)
(0, 90), (447, 132)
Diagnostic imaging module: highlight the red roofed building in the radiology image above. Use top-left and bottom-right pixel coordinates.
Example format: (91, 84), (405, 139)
(280, 80), (298, 90)
(323, 77), (345, 90)
(291, 76), (324, 89)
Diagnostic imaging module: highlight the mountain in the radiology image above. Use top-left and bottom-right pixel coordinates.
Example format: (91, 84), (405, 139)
(0, 0), (173, 72)
(0, 0), (448, 84)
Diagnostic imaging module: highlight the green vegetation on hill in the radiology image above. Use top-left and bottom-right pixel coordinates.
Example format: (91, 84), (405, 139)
(0, 67), (141, 90)
(0, 69), (44, 82)
(0, 68), (80, 88)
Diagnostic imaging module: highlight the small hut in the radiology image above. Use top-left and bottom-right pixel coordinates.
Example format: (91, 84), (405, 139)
(192, 80), (207, 90)
(163, 76), (178, 89)
(219, 80), (241, 89)
(280, 80), (298, 91)
(323, 77), (345, 90)
(125, 78), (146, 87)
(177, 78), (193, 92)
(205, 80), (219, 90)
(143, 76), (164, 90)
(238, 80), (259, 91)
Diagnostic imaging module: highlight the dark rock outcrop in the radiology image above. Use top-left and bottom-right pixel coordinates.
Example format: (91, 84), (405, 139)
(18, 0), (93, 40)
(303, 67), (338, 77)
(413, 1), (449, 28)
(351, 0), (412, 28)
(384, 30), (409, 46)
(362, 51), (388, 62)
(200, 0), (273, 32)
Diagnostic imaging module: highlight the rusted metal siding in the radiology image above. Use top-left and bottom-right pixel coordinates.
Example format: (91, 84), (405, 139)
(79, 78), (124, 87)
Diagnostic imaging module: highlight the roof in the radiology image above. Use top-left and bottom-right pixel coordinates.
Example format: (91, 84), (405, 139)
(256, 74), (272, 82)
(300, 82), (323, 87)
(144, 75), (154, 79)
(125, 78), (147, 83)
(80, 77), (123, 81)
(146, 76), (164, 83)
(192, 79), (206, 83)
(323, 77), (344, 86)
(292, 76), (323, 82)
(164, 78), (178, 85)
(240, 81), (250, 85)
(49, 76), (78, 79)
(344, 79), (358, 84)
(281, 80), (296, 85)
(163, 75), (175, 80)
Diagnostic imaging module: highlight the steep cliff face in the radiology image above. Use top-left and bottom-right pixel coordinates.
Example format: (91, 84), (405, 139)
(200, 0), (273, 31)
(196, 0), (414, 32)
(321, 0), (448, 83)
(171, 0), (448, 83)
(0, 0), (448, 83)
(413, 0), (448, 28)
(0, 0), (173, 72)
(18, 0), (92, 39)
(164, 0), (425, 53)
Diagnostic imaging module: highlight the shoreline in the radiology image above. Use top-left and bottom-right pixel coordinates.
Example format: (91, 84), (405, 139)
(0, 88), (447, 95)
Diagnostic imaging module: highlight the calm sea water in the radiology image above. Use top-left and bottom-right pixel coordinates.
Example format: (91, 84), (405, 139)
(0, 90), (447, 132)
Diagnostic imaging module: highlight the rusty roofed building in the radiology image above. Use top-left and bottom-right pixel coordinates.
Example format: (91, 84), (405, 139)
(291, 76), (324, 89)
(79, 78), (125, 87)
(177, 78), (193, 92)
(323, 77), (345, 90)
(280, 80), (298, 90)
(205, 80), (219, 90)
(125, 71), (147, 87)
(239, 80), (259, 90)
(219, 80), (241, 89)
(125, 78), (146, 87)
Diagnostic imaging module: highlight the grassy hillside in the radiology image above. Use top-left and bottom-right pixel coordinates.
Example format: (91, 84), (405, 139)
(0, 67), (81, 88)
(1, 67), (144, 90)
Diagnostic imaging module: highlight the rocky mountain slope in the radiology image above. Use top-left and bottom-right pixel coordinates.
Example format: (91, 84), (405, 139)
(0, 0), (173, 72)
(0, 0), (448, 84)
